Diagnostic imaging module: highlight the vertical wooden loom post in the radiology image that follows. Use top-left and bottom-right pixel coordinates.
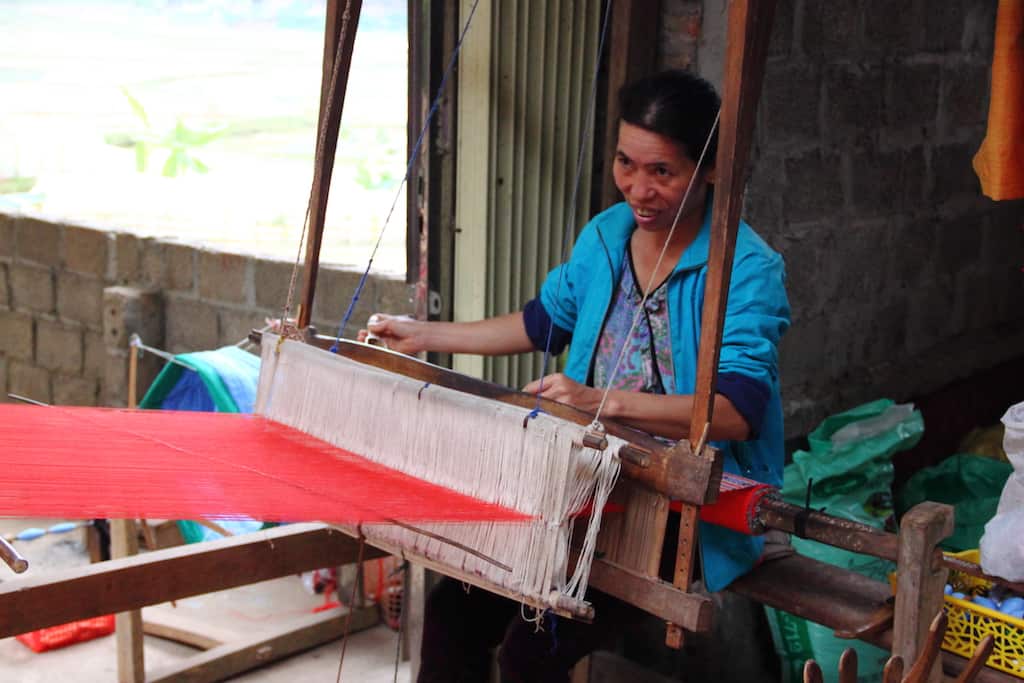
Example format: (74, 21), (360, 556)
(892, 502), (954, 683)
(297, 0), (363, 329)
(665, 0), (776, 648)
(114, 343), (145, 683)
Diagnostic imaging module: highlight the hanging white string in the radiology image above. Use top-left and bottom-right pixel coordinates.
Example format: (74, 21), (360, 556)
(589, 109), (722, 427)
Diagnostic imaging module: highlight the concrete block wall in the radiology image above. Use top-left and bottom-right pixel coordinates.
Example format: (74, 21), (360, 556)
(0, 212), (411, 408)
(662, 0), (1024, 436)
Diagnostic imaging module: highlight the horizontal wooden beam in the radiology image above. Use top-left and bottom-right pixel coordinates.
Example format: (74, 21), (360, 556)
(146, 605), (379, 683)
(0, 523), (384, 638)
(588, 558), (713, 633)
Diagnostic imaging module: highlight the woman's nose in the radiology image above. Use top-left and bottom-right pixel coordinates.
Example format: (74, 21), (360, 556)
(631, 177), (655, 200)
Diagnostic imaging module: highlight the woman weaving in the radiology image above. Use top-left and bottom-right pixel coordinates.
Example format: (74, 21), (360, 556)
(363, 70), (790, 682)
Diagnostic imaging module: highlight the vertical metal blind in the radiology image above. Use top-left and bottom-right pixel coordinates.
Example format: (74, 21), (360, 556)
(456, 0), (603, 388)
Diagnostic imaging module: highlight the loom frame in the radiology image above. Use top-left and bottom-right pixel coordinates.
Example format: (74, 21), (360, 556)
(1, 1), (1014, 681)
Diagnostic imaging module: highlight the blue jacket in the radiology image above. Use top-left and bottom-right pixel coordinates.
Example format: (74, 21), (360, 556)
(538, 201), (790, 591)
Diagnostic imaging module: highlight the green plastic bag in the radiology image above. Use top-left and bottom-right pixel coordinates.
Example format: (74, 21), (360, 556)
(896, 453), (1012, 552)
(766, 399), (924, 683)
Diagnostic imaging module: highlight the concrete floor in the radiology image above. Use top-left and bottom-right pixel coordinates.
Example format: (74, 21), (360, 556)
(0, 518), (411, 683)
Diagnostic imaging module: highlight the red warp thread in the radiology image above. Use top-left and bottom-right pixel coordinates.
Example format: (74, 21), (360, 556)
(0, 405), (529, 524)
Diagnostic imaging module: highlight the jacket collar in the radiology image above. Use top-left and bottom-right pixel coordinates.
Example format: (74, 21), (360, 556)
(599, 195), (715, 274)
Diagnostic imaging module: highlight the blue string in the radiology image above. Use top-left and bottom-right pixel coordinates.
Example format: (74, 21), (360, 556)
(332, 0), (484, 351)
(534, 0), (614, 405)
(547, 611), (559, 655)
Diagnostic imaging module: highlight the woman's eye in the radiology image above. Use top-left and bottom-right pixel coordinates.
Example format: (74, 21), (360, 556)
(655, 166), (671, 177)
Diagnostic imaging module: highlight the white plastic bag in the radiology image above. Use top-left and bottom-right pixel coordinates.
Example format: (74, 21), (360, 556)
(1002, 401), (1024, 473)
(980, 509), (1024, 582)
(997, 473), (1024, 515)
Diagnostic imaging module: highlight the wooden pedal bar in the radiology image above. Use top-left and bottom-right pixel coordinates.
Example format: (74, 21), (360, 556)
(0, 523), (383, 639)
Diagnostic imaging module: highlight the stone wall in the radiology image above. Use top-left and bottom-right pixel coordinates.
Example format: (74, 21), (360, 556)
(0, 213), (410, 408)
(662, 0), (1024, 435)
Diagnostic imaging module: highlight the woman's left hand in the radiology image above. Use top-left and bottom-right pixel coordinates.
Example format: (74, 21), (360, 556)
(522, 373), (601, 412)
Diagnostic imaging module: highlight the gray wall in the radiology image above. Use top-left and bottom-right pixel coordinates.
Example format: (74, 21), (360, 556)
(663, 0), (1024, 436)
(0, 213), (410, 407)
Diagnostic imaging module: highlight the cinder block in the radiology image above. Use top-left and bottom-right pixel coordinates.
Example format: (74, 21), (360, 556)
(934, 213), (984, 276)
(103, 286), (164, 349)
(886, 63), (940, 132)
(63, 225), (111, 276)
(36, 318), (83, 374)
(166, 243), (196, 292)
(963, 3), (997, 56)
(888, 217), (938, 290)
(905, 282), (956, 355)
(857, 299), (909, 367)
(779, 314), (829, 386)
(218, 308), (263, 347)
(824, 63), (884, 134)
(8, 361), (51, 404)
(761, 63), (821, 144)
(862, 0), (918, 56)
(103, 348), (129, 407)
(920, 2), (966, 52)
(115, 232), (142, 283)
(931, 143), (979, 203)
(802, 2), (861, 59)
(850, 146), (925, 216)
(10, 263), (55, 314)
(165, 295), (218, 353)
(0, 214), (13, 259)
(83, 329), (105, 379)
(14, 217), (61, 267)
(140, 238), (166, 288)
(942, 63), (989, 128)
(53, 375), (98, 406)
(198, 250), (250, 304)
(783, 150), (843, 223)
(829, 220), (893, 305)
(766, 0), (794, 58)
(0, 310), (34, 360)
(254, 258), (301, 312)
(374, 276), (413, 315)
(313, 267), (366, 325)
(57, 271), (105, 326)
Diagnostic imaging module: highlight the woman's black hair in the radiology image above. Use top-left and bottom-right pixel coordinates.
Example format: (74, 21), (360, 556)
(618, 70), (721, 165)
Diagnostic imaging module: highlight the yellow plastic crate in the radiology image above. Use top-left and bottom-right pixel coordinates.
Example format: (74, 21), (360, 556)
(941, 550), (1024, 678)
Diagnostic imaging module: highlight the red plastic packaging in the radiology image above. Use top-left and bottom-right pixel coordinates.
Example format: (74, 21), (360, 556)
(16, 615), (116, 653)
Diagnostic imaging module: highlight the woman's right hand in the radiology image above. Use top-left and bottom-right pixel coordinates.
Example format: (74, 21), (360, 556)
(358, 314), (426, 355)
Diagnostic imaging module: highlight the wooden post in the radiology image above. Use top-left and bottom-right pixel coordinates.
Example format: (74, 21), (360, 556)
(114, 338), (145, 682)
(666, 0), (776, 648)
(892, 502), (954, 683)
(298, 0), (363, 328)
(112, 518), (144, 683)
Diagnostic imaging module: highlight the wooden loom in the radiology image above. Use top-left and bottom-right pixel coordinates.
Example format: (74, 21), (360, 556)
(0, 2), (1020, 682)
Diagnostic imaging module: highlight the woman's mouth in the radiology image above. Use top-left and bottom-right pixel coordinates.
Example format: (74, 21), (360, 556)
(632, 206), (660, 225)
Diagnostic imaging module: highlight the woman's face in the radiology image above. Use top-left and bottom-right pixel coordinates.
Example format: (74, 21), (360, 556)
(612, 121), (711, 234)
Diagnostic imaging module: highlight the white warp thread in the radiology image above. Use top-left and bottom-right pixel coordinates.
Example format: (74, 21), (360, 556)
(255, 335), (621, 609)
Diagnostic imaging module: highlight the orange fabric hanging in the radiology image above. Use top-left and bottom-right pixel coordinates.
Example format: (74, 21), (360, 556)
(973, 0), (1024, 200)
